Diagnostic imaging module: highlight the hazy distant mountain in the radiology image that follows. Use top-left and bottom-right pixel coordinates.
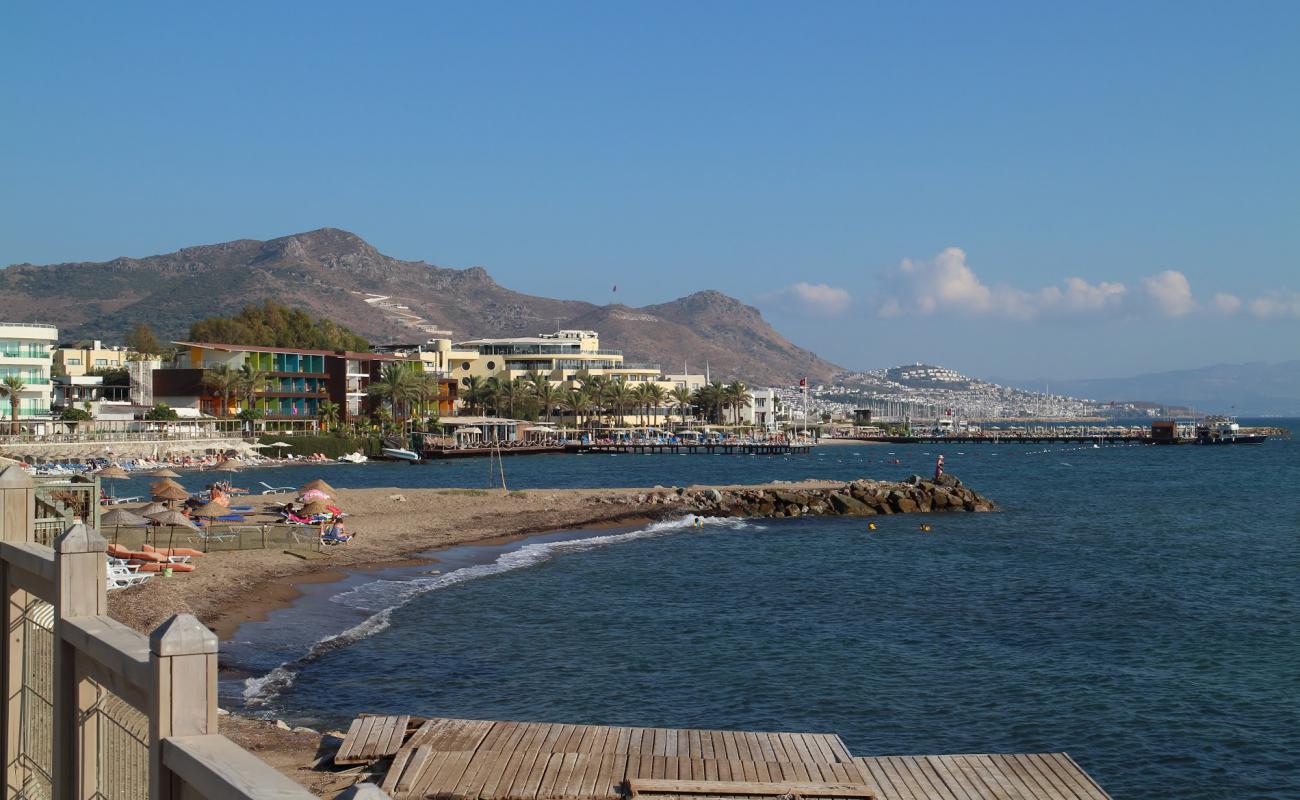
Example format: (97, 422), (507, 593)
(1027, 362), (1300, 416)
(0, 228), (841, 387)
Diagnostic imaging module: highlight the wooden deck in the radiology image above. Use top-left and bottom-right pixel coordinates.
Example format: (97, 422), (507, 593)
(360, 716), (1111, 800)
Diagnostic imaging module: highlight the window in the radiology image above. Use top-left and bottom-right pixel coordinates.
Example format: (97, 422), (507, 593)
(94, 359), (108, 366)
(486, 361), (496, 370)
(461, 362), (470, 370)
(67, 358), (81, 365)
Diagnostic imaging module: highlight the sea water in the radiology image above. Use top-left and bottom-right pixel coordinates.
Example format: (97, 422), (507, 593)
(219, 423), (1298, 799)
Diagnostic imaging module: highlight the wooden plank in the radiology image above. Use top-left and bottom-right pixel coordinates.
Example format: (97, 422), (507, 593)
(418, 749), (476, 799)
(508, 748), (552, 800)
(557, 752), (589, 799)
(535, 752), (568, 799)
(627, 778), (875, 798)
(881, 755), (934, 800)
(481, 749), (532, 800)
(340, 715), (381, 764)
(854, 759), (907, 800)
(382, 746), (416, 795)
(397, 745), (436, 794)
(337, 716), (366, 763)
(824, 736), (854, 764)
(921, 756), (980, 800)
(367, 715), (400, 759)
(1058, 753), (1113, 800)
(460, 749), (515, 800)
(895, 755), (960, 800)
(990, 755), (1067, 800)
(1034, 753), (1108, 800)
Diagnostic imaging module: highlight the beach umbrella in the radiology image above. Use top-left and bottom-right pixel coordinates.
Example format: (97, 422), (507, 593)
(100, 508), (149, 545)
(299, 489), (330, 503)
(136, 501), (169, 517)
(147, 509), (198, 555)
(147, 467), (182, 479)
(151, 484), (190, 504)
(300, 479), (336, 495)
(95, 464), (131, 504)
(299, 500), (331, 517)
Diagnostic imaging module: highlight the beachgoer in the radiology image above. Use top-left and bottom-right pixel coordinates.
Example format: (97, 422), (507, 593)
(934, 454), (945, 481)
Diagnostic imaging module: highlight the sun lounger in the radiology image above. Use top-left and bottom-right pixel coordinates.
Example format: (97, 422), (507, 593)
(260, 482), (295, 495)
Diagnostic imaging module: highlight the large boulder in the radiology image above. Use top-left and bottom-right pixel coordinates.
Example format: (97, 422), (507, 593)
(829, 492), (872, 515)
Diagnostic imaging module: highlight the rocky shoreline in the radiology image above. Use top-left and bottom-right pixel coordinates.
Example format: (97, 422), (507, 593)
(595, 474), (995, 517)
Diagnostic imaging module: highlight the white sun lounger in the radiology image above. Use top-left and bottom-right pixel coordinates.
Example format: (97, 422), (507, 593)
(260, 482), (296, 495)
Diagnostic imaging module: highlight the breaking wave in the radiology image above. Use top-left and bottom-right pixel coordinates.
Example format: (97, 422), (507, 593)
(242, 514), (756, 707)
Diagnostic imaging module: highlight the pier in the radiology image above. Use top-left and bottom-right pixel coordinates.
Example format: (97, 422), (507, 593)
(342, 714), (1112, 800)
(580, 442), (814, 456)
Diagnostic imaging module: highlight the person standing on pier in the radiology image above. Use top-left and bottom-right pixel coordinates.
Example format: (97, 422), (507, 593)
(934, 454), (945, 481)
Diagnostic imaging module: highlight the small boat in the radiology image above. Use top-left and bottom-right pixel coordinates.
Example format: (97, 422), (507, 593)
(381, 447), (421, 462)
(338, 451), (368, 464)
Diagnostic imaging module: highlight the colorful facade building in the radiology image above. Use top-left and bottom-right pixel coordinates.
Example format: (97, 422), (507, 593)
(53, 340), (131, 377)
(152, 342), (456, 421)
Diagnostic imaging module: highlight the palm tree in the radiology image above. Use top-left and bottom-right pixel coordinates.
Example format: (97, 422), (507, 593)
(0, 376), (26, 434)
(602, 380), (635, 427)
(318, 399), (339, 432)
(368, 363), (421, 422)
(532, 379), (561, 423)
(691, 382), (725, 425)
(639, 383), (667, 428)
(669, 386), (694, 428)
(202, 365), (239, 417)
(415, 372), (442, 420)
(482, 377), (504, 416)
(236, 364), (269, 415)
(460, 375), (488, 415)
(724, 381), (753, 426)
(559, 387), (594, 433)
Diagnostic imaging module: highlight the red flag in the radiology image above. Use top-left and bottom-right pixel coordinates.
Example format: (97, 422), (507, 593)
(799, 377), (807, 388)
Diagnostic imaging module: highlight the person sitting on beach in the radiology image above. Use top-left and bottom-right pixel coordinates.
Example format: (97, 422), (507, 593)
(321, 520), (353, 544)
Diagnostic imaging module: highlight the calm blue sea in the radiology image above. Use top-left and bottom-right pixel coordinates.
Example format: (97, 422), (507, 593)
(212, 421), (1297, 800)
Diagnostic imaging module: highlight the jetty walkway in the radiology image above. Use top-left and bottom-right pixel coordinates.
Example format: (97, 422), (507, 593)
(580, 442), (813, 455)
(340, 714), (1112, 800)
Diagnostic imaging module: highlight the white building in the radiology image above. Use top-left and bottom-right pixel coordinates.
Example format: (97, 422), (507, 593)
(0, 322), (57, 429)
(742, 388), (780, 432)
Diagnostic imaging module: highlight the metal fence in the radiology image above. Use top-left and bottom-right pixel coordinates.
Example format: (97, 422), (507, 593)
(94, 689), (149, 799)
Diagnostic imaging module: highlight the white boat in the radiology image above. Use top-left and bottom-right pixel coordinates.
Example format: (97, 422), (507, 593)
(381, 447), (421, 462)
(338, 451), (368, 464)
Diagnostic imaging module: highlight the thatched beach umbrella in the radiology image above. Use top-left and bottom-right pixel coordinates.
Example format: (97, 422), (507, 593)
(135, 501), (168, 517)
(147, 509), (198, 555)
(101, 508), (149, 545)
(299, 500), (331, 517)
(147, 467), (182, 479)
(151, 484), (190, 505)
(300, 479), (336, 495)
(95, 464), (131, 504)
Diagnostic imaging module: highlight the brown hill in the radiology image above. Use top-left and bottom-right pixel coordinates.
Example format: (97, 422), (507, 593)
(0, 228), (841, 386)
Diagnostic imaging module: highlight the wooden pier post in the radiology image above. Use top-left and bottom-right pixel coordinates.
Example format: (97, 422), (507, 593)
(0, 464), (36, 800)
(53, 522), (107, 800)
(149, 614), (218, 799)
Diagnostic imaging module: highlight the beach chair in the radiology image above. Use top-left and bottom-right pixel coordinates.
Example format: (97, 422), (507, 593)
(107, 559), (151, 590)
(259, 481), (296, 495)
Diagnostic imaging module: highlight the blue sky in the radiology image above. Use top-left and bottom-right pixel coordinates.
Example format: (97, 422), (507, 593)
(3, 2), (1297, 380)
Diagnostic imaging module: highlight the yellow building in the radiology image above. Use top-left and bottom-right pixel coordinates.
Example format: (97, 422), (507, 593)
(53, 340), (131, 377)
(453, 330), (662, 386)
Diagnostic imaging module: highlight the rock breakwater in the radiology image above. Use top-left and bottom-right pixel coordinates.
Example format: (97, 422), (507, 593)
(595, 474), (995, 519)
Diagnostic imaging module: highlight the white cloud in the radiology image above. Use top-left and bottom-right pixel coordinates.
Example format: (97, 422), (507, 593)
(1248, 291), (1300, 320)
(1141, 270), (1197, 317)
(761, 282), (852, 316)
(877, 247), (1125, 320)
(1210, 293), (1242, 315)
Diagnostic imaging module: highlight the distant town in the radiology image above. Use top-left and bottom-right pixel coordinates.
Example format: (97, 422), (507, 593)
(1, 312), (1187, 444)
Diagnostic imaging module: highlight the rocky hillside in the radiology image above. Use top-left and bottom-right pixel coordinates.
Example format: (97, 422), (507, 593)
(0, 228), (842, 386)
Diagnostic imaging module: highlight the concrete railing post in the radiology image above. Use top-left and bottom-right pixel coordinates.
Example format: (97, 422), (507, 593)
(52, 522), (107, 800)
(149, 614), (218, 799)
(0, 464), (36, 800)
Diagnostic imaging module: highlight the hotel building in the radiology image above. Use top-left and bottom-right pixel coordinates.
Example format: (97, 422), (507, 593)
(453, 330), (664, 386)
(53, 340), (131, 377)
(153, 342), (457, 421)
(0, 322), (57, 425)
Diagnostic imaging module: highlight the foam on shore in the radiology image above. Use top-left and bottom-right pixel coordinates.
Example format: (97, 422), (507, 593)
(242, 514), (757, 707)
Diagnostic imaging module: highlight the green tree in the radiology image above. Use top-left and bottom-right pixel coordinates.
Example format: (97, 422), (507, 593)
(691, 382), (725, 425)
(124, 322), (165, 357)
(188, 301), (369, 351)
(669, 386), (694, 427)
(633, 382), (667, 428)
(60, 406), (92, 433)
(532, 379), (561, 424)
(368, 362), (420, 422)
(144, 403), (179, 421)
(0, 376), (26, 434)
(724, 381), (753, 426)
(202, 364), (239, 417)
(236, 363), (270, 413)
(559, 387), (594, 433)
(460, 375), (488, 415)
(602, 379), (634, 427)
(317, 399), (340, 432)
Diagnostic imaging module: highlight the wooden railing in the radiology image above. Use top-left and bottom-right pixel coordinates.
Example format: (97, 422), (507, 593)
(0, 464), (387, 799)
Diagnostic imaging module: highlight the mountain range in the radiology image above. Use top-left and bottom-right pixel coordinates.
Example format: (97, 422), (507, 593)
(1027, 362), (1300, 417)
(0, 228), (841, 387)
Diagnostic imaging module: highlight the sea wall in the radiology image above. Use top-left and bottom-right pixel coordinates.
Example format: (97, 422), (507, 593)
(597, 474), (995, 519)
